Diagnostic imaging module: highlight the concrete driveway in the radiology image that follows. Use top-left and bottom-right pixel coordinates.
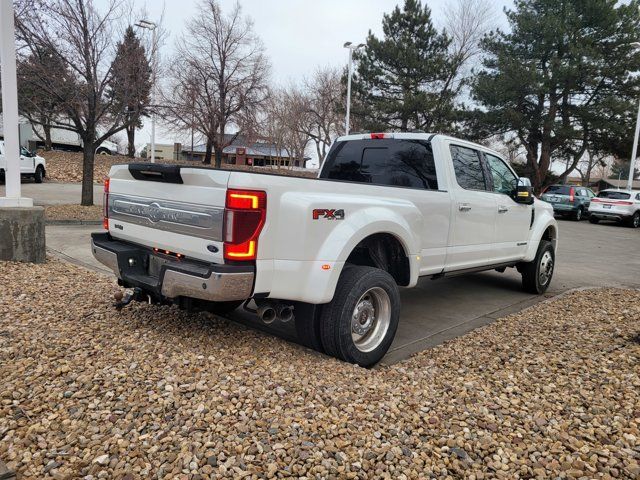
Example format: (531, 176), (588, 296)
(0, 182), (103, 206)
(45, 219), (640, 363)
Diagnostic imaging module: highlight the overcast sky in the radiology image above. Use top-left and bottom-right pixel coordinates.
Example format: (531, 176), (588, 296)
(100, 0), (514, 158)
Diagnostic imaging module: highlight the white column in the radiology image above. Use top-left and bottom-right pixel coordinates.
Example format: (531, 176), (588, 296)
(0, 0), (32, 207)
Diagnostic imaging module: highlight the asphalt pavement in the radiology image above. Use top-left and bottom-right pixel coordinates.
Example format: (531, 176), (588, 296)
(45, 218), (640, 364)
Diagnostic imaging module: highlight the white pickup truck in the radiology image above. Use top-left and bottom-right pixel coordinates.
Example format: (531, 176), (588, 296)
(92, 133), (558, 366)
(0, 140), (47, 183)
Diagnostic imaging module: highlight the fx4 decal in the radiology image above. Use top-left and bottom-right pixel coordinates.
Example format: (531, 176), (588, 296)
(313, 209), (345, 220)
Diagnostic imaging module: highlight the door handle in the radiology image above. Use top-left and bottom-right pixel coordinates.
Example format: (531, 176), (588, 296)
(458, 203), (472, 212)
(498, 206), (509, 213)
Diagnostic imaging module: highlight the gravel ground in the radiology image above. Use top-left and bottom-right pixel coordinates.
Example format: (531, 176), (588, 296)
(1, 260), (639, 479)
(45, 205), (102, 222)
(41, 151), (317, 184)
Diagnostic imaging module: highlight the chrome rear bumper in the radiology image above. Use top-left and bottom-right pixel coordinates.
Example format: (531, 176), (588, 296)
(90, 232), (254, 302)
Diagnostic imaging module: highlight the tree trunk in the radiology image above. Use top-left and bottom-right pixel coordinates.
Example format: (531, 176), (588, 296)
(214, 148), (223, 169)
(81, 142), (95, 206)
(203, 139), (213, 165)
(44, 125), (52, 151)
(126, 125), (136, 158)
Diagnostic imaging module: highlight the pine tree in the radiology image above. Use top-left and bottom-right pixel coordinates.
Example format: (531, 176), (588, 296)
(17, 46), (75, 150)
(108, 26), (152, 157)
(471, 0), (640, 193)
(351, 0), (461, 132)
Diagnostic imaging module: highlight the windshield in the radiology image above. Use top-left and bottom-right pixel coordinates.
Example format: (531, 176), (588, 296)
(597, 191), (630, 200)
(544, 185), (572, 195)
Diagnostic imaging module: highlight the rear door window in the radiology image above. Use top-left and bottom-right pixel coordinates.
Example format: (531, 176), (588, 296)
(450, 145), (487, 190)
(323, 139), (438, 190)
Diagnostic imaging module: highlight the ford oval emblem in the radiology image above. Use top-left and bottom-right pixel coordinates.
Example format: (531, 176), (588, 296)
(207, 245), (219, 253)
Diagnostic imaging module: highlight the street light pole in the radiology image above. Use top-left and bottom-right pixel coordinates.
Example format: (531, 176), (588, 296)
(628, 98), (640, 191)
(0, 0), (31, 207)
(343, 42), (364, 136)
(136, 20), (158, 163)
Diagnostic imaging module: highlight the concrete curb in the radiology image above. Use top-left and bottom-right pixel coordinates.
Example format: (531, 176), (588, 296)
(46, 219), (102, 226)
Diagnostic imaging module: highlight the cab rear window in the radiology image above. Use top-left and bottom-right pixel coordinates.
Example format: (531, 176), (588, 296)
(322, 139), (438, 190)
(597, 191), (631, 200)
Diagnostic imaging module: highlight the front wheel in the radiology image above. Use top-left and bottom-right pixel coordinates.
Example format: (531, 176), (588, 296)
(34, 165), (45, 183)
(519, 240), (555, 294)
(627, 211), (640, 228)
(319, 266), (400, 367)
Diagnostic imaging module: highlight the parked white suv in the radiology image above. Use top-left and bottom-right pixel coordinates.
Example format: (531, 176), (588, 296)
(588, 189), (640, 228)
(92, 133), (558, 366)
(0, 141), (47, 183)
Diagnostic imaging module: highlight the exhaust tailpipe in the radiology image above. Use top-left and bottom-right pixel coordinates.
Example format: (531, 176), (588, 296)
(257, 305), (277, 324)
(276, 304), (294, 322)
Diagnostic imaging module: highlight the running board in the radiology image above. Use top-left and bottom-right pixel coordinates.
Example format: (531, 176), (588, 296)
(430, 262), (518, 280)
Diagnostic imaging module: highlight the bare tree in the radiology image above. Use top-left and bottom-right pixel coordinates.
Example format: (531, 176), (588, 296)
(298, 67), (344, 166)
(263, 87), (309, 167)
(16, 0), (145, 205)
(444, 0), (495, 73)
(162, 0), (269, 167)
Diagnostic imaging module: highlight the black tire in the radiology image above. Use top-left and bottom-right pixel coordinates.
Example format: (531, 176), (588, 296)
(589, 216), (599, 224)
(0, 170), (4, 184)
(573, 206), (583, 221)
(319, 265), (400, 367)
(96, 148), (111, 155)
(34, 165), (44, 183)
(293, 302), (324, 353)
(520, 240), (555, 294)
(625, 211), (640, 228)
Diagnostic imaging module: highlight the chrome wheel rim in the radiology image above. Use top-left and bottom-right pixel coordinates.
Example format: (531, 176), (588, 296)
(539, 251), (554, 286)
(634, 215), (639, 228)
(351, 287), (391, 353)
(576, 209), (582, 220)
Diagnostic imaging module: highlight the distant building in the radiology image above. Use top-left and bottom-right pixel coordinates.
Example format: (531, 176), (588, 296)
(181, 135), (310, 168)
(566, 176), (640, 192)
(143, 143), (182, 161)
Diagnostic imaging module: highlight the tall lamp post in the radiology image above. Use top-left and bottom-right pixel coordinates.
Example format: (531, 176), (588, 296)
(343, 42), (364, 136)
(627, 42), (640, 191)
(136, 20), (158, 163)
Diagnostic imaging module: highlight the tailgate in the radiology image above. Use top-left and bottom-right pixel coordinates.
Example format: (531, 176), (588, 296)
(106, 163), (230, 263)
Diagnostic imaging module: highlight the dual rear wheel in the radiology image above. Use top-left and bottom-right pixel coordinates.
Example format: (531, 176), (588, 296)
(295, 266), (400, 367)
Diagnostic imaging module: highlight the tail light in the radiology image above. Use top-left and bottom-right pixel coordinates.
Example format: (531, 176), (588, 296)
(102, 178), (110, 230)
(370, 133), (385, 139)
(223, 189), (266, 261)
(569, 187), (575, 202)
(616, 201), (634, 205)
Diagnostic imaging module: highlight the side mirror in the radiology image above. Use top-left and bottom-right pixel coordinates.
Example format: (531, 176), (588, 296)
(30, 150), (36, 157)
(512, 177), (534, 205)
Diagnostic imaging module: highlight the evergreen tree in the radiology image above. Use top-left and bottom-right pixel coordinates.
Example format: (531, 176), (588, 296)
(609, 159), (640, 181)
(471, 0), (640, 192)
(17, 45), (75, 150)
(108, 26), (151, 157)
(351, 0), (462, 132)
